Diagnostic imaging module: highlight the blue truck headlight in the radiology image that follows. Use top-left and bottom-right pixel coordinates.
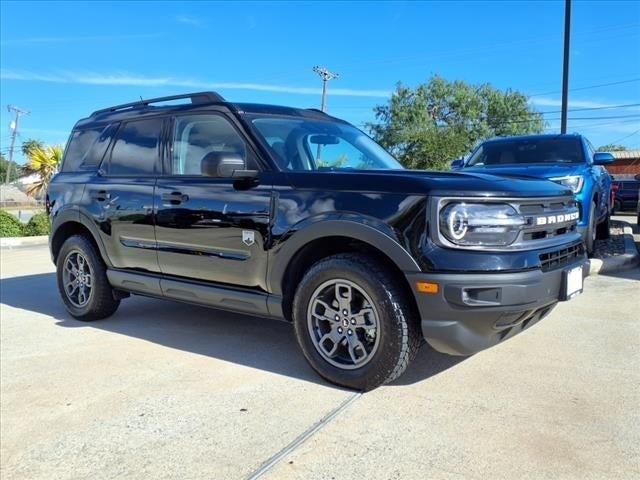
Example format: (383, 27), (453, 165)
(550, 175), (584, 193)
(439, 203), (526, 246)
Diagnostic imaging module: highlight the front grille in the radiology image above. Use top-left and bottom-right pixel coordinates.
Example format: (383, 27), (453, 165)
(516, 197), (579, 245)
(539, 243), (584, 272)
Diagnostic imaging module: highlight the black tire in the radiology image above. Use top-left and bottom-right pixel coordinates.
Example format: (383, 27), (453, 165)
(585, 201), (597, 256)
(596, 213), (611, 240)
(56, 234), (120, 321)
(292, 253), (421, 391)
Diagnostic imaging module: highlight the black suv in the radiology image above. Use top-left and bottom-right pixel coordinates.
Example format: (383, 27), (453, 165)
(48, 92), (588, 390)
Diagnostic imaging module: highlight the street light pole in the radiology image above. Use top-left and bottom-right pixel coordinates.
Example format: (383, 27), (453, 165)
(313, 66), (339, 112)
(561, 0), (572, 134)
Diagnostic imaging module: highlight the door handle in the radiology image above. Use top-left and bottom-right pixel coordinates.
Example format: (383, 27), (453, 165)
(161, 192), (189, 205)
(91, 190), (111, 202)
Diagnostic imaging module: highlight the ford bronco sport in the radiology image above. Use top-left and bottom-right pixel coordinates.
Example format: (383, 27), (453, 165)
(48, 92), (589, 390)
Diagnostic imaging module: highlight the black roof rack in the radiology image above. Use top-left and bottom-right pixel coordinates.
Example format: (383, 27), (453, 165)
(90, 91), (226, 117)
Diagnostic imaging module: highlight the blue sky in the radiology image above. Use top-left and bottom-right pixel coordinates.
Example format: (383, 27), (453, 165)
(1, 0), (639, 164)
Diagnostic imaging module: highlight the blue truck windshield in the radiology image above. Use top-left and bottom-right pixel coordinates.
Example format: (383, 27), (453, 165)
(467, 137), (583, 166)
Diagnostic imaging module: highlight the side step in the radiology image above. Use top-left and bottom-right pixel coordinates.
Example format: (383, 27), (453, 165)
(106, 269), (274, 317)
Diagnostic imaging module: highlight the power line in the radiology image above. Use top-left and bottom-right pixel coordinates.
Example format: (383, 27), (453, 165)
(548, 114), (640, 120)
(361, 116), (640, 135)
(333, 102), (640, 113)
(529, 78), (640, 97)
(538, 103), (640, 114)
(607, 129), (640, 145)
(544, 118), (640, 131)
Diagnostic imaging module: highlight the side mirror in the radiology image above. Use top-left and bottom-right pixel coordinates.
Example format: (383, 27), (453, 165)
(593, 152), (615, 165)
(201, 152), (258, 178)
(451, 159), (464, 170)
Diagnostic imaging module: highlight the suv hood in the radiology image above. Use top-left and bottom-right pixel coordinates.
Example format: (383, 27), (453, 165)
(462, 163), (583, 180)
(287, 169), (573, 198)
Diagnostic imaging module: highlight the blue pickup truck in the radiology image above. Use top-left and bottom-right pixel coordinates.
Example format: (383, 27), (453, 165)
(452, 134), (613, 254)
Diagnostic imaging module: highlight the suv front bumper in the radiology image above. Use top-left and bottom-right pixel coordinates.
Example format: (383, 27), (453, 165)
(405, 259), (589, 356)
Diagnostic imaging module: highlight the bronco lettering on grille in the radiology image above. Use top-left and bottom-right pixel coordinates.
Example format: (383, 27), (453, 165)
(535, 211), (579, 226)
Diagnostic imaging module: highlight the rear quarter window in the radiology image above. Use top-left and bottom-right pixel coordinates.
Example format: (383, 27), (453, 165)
(61, 127), (104, 172)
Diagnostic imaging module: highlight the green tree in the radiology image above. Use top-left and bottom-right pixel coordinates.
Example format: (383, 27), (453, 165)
(0, 155), (21, 183)
(21, 138), (45, 158)
(367, 75), (544, 170)
(596, 144), (627, 152)
(22, 145), (63, 198)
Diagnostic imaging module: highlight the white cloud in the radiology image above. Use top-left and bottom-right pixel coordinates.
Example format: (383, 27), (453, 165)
(0, 34), (161, 46)
(529, 97), (638, 110)
(176, 15), (204, 27)
(0, 69), (391, 98)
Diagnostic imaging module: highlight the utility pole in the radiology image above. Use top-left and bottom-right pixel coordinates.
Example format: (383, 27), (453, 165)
(313, 66), (339, 112)
(5, 105), (29, 184)
(560, 0), (571, 134)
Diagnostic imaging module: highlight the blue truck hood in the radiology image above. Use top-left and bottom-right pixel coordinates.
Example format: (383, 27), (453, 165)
(462, 163), (583, 180)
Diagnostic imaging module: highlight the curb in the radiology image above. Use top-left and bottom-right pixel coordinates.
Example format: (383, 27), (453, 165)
(589, 223), (639, 276)
(0, 235), (49, 249)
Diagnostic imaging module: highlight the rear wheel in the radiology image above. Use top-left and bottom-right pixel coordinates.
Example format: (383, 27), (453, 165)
(293, 253), (421, 391)
(56, 235), (120, 321)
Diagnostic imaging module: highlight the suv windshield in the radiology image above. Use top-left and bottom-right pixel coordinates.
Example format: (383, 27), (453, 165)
(249, 116), (403, 171)
(467, 137), (583, 167)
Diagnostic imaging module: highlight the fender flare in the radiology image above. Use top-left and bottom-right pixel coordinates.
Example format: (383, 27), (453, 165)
(51, 208), (112, 267)
(267, 219), (420, 295)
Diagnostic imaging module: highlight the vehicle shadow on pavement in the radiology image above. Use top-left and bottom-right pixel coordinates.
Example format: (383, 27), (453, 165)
(0, 272), (465, 388)
(599, 265), (640, 281)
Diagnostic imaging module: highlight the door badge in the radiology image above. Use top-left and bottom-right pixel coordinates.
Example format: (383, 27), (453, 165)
(242, 230), (255, 246)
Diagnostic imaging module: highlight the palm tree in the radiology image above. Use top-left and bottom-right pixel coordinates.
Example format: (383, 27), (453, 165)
(23, 145), (63, 198)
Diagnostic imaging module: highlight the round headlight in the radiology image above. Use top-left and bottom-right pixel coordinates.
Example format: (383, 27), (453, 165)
(446, 204), (468, 240)
(439, 202), (525, 247)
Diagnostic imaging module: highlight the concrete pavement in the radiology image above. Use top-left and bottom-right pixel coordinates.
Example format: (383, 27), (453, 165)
(1, 246), (639, 479)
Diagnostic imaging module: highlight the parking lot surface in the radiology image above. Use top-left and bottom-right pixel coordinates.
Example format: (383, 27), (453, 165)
(1, 245), (639, 479)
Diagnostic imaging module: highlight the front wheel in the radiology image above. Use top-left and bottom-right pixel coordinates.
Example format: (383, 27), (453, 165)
(293, 253), (421, 391)
(596, 213), (611, 240)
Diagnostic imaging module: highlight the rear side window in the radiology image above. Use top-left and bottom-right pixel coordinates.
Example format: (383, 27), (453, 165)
(108, 118), (163, 175)
(61, 127), (103, 172)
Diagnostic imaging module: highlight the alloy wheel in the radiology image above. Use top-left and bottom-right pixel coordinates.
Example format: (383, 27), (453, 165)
(307, 279), (380, 370)
(62, 251), (93, 308)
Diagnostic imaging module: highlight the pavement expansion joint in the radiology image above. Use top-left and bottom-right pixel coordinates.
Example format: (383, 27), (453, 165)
(245, 392), (362, 480)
